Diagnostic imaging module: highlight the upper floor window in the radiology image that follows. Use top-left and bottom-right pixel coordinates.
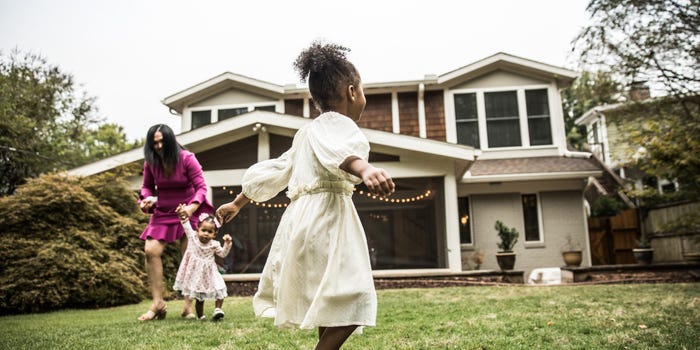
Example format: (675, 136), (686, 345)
(191, 110), (211, 129)
(525, 89), (552, 145)
(485, 91), (521, 147)
(454, 93), (479, 148)
(218, 107), (248, 121)
(453, 87), (553, 149)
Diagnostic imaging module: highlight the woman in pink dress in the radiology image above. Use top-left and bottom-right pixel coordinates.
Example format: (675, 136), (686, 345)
(137, 124), (214, 321)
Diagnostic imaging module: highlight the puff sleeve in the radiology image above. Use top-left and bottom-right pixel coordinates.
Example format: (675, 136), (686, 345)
(307, 113), (370, 184)
(241, 148), (294, 202)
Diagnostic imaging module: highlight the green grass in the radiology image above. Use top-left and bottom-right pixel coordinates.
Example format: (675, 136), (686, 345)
(1, 284), (699, 349)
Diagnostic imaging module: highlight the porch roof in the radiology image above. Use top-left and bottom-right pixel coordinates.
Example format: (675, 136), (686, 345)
(68, 110), (476, 178)
(462, 156), (603, 183)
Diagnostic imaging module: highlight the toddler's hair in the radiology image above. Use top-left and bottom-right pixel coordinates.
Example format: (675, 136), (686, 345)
(198, 213), (219, 230)
(293, 40), (360, 112)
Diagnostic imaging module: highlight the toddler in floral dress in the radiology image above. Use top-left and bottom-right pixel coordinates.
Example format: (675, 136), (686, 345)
(174, 204), (232, 320)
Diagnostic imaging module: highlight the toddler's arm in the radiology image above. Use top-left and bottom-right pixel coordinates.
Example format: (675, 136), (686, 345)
(216, 234), (233, 257)
(341, 157), (395, 197)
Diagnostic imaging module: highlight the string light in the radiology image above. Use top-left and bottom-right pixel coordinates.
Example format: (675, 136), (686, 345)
(218, 187), (433, 207)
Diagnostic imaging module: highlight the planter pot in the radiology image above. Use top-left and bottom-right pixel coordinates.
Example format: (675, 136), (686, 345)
(496, 252), (516, 270)
(633, 248), (654, 265)
(562, 251), (583, 267)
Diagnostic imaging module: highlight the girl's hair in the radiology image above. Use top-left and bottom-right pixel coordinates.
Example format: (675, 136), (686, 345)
(293, 40), (360, 112)
(144, 124), (183, 176)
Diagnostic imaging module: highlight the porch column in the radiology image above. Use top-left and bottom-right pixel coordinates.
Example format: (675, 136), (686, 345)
(444, 171), (462, 271)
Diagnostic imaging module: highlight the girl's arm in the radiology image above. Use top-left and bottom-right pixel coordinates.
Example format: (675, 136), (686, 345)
(215, 234), (233, 258)
(340, 157), (395, 197)
(216, 193), (249, 224)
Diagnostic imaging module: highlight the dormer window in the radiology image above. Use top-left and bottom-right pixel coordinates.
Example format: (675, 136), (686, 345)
(191, 110), (212, 129)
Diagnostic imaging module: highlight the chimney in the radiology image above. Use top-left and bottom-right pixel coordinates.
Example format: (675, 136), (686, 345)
(629, 81), (650, 101)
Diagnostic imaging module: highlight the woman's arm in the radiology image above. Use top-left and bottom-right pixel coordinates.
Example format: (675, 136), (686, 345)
(183, 152), (208, 217)
(216, 193), (250, 224)
(139, 162), (156, 213)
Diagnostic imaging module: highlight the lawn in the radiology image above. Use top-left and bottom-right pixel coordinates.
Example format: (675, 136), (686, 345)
(1, 283), (698, 349)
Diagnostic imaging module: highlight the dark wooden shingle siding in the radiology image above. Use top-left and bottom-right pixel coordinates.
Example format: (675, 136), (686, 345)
(284, 99), (304, 117)
(398, 92), (419, 137)
(425, 90), (446, 141)
(357, 94), (392, 132)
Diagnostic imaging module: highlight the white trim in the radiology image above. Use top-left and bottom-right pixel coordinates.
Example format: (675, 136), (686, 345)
(462, 171), (602, 183)
(517, 89), (529, 147)
(303, 98), (310, 118)
(444, 89), (457, 143)
(444, 171), (462, 271)
(258, 131), (270, 161)
(391, 91), (400, 134)
(418, 83), (427, 138)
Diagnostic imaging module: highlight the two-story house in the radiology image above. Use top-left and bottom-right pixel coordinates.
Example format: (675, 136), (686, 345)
(70, 53), (603, 279)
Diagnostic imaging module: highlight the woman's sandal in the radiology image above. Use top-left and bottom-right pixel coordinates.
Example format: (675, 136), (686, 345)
(138, 304), (167, 321)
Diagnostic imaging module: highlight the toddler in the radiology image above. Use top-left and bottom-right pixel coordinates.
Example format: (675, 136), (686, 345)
(174, 204), (232, 320)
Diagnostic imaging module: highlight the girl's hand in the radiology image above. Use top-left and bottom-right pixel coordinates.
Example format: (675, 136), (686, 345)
(222, 234), (232, 243)
(361, 166), (395, 197)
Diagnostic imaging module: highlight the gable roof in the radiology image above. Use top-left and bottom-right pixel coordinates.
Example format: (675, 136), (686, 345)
(67, 110), (476, 178)
(162, 52), (578, 113)
(437, 52), (577, 88)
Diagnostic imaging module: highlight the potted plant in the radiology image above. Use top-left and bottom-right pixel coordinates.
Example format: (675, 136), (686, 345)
(561, 234), (583, 267)
(633, 232), (654, 265)
(495, 220), (519, 270)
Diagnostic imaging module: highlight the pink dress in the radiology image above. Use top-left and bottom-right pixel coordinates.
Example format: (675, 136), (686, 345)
(173, 221), (231, 300)
(139, 150), (214, 243)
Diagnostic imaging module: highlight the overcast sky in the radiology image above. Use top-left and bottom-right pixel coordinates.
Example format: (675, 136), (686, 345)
(1, 0), (591, 141)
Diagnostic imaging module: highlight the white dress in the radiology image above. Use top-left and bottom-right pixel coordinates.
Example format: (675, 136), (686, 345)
(173, 221), (231, 301)
(243, 112), (376, 330)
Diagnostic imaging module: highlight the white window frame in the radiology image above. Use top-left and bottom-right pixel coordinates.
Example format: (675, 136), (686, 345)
(458, 196), (475, 248)
(521, 192), (545, 245)
(447, 84), (554, 150)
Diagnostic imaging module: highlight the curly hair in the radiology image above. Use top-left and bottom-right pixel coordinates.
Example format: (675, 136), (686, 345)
(293, 40), (361, 112)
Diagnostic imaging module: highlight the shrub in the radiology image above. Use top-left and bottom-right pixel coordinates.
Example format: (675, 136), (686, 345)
(0, 170), (180, 314)
(495, 220), (519, 252)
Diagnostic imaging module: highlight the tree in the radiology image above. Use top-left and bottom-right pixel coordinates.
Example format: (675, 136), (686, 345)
(573, 0), (700, 195)
(0, 165), (182, 314)
(574, 0), (699, 97)
(561, 70), (622, 150)
(0, 49), (140, 195)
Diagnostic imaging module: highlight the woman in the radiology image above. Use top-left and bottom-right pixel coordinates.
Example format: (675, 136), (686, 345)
(137, 124), (214, 321)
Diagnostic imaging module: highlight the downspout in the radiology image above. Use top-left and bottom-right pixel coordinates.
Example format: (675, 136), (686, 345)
(418, 83), (427, 138)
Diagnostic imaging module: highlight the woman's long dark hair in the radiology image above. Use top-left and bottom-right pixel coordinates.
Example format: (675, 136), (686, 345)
(293, 40), (360, 112)
(144, 124), (183, 177)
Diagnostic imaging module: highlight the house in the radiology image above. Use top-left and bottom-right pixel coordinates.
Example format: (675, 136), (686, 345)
(70, 52), (603, 279)
(575, 82), (679, 194)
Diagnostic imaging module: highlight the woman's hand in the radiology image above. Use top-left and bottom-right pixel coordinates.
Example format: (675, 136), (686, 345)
(139, 196), (157, 212)
(175, 204), (189, 223)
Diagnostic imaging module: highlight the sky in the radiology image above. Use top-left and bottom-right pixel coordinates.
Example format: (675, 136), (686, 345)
(0, 0), (591, 141)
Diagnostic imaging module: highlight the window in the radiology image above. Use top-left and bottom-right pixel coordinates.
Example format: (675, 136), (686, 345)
(454, 93), (479, 147)
(453, 87), (553, 149)
(218, 107), (248, 121)
(525, 89), (552, 145)
(521, 194), (541, 241)
(254, 105), (276, 112)
(191, 110), (212, 129)
(485, 91), (521, 147)
(458, 196), (472, 244)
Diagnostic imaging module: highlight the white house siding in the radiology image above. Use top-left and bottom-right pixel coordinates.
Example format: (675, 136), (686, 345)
(190, 88), (275, 107)
(464, 189), (589, 278)
(452, 70), (548, 90)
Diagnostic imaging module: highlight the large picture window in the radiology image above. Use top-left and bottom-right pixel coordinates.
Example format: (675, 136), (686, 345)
(213, 177), (446, 274)
(485, 91), (521, 148)
(454, 93), (479, 148)
(453, 87), (553, 149)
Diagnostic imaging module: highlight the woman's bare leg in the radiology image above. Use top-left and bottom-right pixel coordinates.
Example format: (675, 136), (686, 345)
(315, 325), (357, 350)
(144, 239), (166, 311)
